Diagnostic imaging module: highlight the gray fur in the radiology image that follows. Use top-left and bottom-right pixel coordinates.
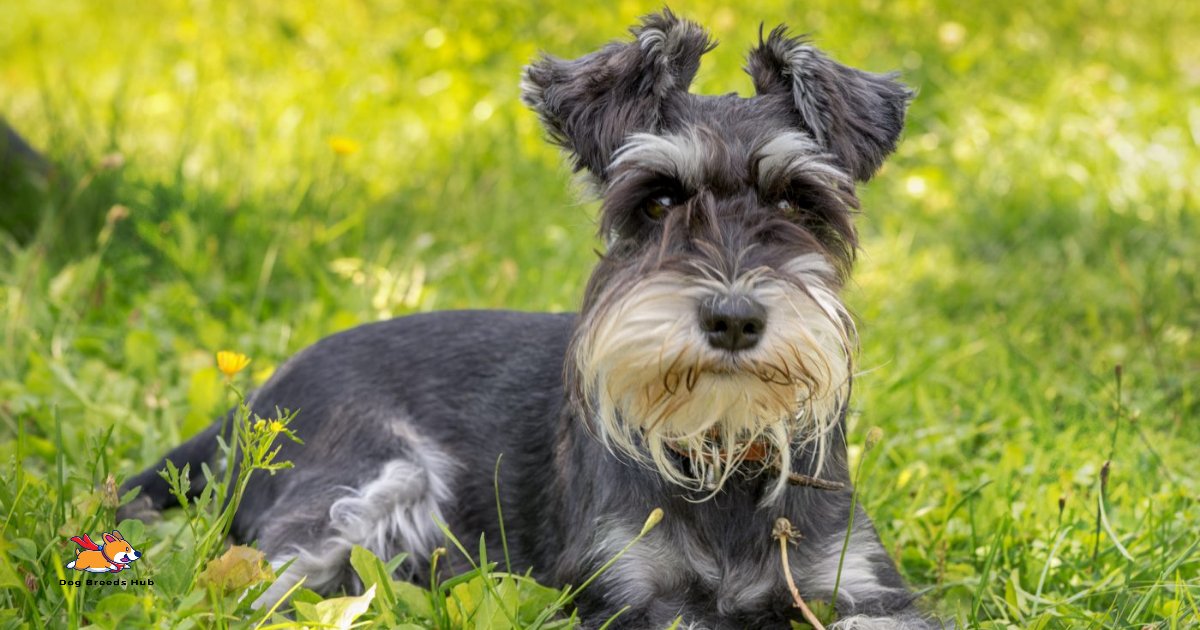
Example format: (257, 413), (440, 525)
(121, 11), (937, 629)
(521, 9), (715, 179)
(1, 119), (49, 175)
(746, 26), (914, 181)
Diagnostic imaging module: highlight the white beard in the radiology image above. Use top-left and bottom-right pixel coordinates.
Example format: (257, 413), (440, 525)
(575, 253), (853, 501)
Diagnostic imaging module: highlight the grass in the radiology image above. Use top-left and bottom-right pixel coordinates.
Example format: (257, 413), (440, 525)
(1, 0), (1197, 627)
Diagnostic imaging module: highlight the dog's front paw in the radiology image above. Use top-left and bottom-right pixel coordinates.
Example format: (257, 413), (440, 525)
(831, 612), (949, 630)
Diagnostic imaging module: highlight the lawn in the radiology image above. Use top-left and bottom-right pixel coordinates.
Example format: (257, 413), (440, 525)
(1, 0), (1197, 628)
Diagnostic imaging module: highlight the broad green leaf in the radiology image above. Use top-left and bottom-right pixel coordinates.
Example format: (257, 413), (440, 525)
(350, 545), (396, 623)
(113, 518), (146, 545)
(294, 600), (319, 622)
(393, 579), (434, 619)
(448, 577), (484, 627)
(472, 576), (518, 630)
(8, 539), (37, 564)
(196, 545), (273, 593)
(291, 587), (324, 606)
(513, 576), (561, 620)
(90, 592), (143, 626)
(0, 560), (22, 589)
(312, 584), (376, 629)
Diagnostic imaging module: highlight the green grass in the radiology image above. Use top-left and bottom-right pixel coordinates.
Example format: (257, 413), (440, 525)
(1, 0), (1197, 628)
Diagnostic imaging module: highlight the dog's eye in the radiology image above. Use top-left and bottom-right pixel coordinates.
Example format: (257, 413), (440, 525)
(643, 195), (677, 221)
(775, 199), (797, 213)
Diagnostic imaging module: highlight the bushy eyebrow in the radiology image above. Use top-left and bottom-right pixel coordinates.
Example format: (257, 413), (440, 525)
(609, 131), (711, 189)
(753, 132), (851, 194)
(608, 129), (853, 199)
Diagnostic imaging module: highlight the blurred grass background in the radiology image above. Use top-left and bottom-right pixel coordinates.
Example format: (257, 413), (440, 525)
(1, 0), (1198, 627)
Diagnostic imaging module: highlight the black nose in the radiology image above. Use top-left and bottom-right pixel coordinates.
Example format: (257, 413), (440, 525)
(134, 551), (141, 558)
(698, 295), (767, 352)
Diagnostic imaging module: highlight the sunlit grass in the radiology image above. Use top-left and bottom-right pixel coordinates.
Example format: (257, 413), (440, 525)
(1, 0), (1197, 627)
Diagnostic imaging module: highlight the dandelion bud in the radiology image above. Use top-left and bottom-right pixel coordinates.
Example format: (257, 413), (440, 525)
(101, 474), (120, 509)
(98, 152), (125, 170)
(106, 204), (130, 225)
(865, 427), (884, 452)
(640, 508), (664, 536)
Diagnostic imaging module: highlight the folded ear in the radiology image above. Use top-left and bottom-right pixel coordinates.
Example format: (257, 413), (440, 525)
(110, 530), (124, 541)
(103, 533), (117, 543)
(521, 10), (714, 179)
(746, 26), (913, 181)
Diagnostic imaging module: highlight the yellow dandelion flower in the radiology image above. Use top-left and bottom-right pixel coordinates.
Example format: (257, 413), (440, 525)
(328, 136), (361, 156)
(268, 420), (284, 433)
(217, 351), (251, 378)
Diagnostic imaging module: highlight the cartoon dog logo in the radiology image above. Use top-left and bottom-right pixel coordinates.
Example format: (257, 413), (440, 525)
(65, 531), (142, 573)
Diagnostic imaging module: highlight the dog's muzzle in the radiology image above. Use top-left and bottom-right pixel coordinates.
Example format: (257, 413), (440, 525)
(575, 254), (853, 500)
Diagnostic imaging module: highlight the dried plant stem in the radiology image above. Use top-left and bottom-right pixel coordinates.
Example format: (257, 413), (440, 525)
(773, 518), (826, 630)
(785, 472), (846, 491)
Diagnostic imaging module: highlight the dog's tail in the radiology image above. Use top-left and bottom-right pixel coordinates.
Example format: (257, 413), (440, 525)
(117, 414), (229, 523)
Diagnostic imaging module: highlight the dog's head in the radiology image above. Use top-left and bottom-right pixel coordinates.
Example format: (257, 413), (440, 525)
(102, 531), (141, 564)
(523, 11), (911, 498)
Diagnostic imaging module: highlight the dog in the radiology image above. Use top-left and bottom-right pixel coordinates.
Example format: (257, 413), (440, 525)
(66, 531), (142, 573)
(120, 11), (938, 628)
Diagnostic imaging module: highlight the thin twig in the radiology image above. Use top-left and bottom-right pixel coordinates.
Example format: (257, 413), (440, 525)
(773, 518), (826, 630)
(1093, 365), (1122, 565)
(785, 472), (846, 491)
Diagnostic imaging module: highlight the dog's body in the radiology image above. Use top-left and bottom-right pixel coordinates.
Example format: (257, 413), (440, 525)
(122, 12), (937, 629)
(67, 531), (141, 573)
